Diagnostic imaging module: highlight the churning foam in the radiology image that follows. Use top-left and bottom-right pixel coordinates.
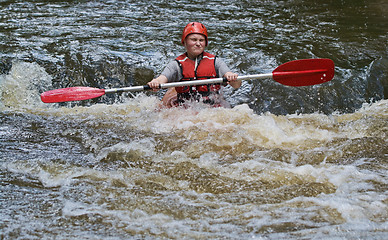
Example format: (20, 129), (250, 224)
(0, 61), (52, 110)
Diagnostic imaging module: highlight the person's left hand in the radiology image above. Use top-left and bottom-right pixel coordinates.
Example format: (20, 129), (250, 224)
(224, 72), (238, 82)
(224, 72), (241, 88)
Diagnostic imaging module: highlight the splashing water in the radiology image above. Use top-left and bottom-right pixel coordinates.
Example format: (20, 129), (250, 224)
(1, 0), (387, 239)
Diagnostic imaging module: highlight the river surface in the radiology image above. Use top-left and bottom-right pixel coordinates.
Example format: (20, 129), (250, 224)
(1, 0), (387, 239)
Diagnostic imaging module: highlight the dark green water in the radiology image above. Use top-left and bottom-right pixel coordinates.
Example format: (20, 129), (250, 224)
(1, 0), (387, 239)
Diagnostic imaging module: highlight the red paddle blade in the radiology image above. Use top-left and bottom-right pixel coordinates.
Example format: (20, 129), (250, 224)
(40, 87), (106, 103)
(273, 58), (334, 87)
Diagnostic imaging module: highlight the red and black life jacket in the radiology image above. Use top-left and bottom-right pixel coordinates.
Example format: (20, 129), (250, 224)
(174, 52), (221, 99)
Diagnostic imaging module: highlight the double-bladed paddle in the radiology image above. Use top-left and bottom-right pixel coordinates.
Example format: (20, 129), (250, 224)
(41, 58), (334, 103)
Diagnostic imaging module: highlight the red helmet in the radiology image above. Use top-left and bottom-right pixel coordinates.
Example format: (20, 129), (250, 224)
(181, 22), (208, 46)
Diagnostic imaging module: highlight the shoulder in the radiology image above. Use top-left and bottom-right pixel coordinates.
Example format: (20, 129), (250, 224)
(175, 53), (188, 61)
(161, 60), (180, 73)
(214, 56), (227, 67)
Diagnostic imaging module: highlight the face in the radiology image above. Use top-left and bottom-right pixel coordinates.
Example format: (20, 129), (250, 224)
(183, 33), (206, 59)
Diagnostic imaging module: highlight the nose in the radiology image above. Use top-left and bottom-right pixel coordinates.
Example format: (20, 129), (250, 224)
(196, 40), (204, 46)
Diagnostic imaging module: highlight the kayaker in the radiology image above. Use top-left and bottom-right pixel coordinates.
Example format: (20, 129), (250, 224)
(147, 22), (241, 107)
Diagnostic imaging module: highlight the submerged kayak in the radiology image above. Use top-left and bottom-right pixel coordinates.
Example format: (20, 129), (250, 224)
(160, 87), (232, 108)
(161, 88), (179, 108)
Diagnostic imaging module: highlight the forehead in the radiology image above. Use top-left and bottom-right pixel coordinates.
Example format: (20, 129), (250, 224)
(186, 33), (206, 40)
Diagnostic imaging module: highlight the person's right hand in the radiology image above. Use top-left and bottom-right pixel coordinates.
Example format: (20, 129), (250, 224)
(147, 79), (160, 90)
(147, 75), (168, 91)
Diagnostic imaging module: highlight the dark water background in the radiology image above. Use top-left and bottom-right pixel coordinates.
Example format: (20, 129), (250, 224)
(1, 0), (387, 239)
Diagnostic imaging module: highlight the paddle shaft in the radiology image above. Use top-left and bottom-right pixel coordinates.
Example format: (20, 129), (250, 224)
(104, 73), (273, 94)
(104, 67), (328, 94)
